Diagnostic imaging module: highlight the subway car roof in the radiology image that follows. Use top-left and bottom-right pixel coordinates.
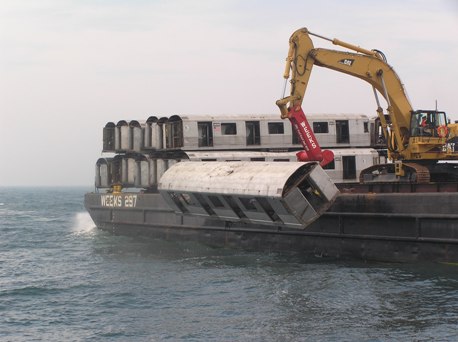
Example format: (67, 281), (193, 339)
(175, 113), (370, 122)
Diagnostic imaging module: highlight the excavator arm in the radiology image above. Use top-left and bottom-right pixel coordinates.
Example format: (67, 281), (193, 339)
(276, 27), (458, 183)
(276, 28), (456, 169)
(276, 27), (416, 161)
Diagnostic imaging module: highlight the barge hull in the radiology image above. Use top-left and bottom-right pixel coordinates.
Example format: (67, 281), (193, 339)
(84, 192), (458, 263)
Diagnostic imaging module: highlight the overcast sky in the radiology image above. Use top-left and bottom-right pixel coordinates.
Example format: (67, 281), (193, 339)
(1, 0), (457, 186)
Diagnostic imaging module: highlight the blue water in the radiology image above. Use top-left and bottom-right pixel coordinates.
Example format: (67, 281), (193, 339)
(1, 187), (458, 341)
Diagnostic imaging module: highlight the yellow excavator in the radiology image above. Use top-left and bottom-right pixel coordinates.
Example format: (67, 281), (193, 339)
(276, 27), (458, 183)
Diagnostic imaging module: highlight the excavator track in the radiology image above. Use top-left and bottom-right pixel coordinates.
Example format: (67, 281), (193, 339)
(403, 163), (431, 184)
(360, 162), (431, 184)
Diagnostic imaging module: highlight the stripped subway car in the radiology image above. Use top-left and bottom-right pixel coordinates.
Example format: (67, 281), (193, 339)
(96, 113), (383, 191)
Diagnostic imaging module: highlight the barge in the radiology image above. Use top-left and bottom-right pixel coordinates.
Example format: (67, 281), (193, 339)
(84, 114), (458, 263)
(85, 185), (458, 263)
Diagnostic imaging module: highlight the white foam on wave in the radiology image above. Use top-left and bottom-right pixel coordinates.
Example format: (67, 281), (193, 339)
(72, 212), (96, 236)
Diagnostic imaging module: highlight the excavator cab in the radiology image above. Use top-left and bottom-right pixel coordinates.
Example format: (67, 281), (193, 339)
(410, 110), (448, 138)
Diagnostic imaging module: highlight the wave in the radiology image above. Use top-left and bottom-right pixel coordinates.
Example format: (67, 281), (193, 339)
(72, 212), (96, 236)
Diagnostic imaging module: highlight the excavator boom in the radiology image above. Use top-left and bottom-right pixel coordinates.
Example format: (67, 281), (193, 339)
(277, 27), (455, 167)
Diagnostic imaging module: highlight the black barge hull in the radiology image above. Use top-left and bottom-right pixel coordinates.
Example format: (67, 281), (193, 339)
(84, 190), (458, 263)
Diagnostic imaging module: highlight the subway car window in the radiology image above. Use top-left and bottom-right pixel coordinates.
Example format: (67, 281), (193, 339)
(221, 123), (237, 135)
(313, 122), (329, 133)
(268, 122), (284, 134)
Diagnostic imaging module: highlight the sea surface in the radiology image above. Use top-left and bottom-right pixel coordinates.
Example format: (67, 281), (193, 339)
(1, 187), (458, 341)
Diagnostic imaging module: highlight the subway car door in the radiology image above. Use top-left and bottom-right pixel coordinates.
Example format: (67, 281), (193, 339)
(336, 120), (350, 144)
(342, 155), (356, 180)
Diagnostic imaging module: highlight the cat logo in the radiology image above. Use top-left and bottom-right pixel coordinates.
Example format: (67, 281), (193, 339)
(338, 59), (354, 67)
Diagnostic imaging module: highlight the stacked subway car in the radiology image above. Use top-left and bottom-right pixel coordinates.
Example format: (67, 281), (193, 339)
(95, 113), (381, 191)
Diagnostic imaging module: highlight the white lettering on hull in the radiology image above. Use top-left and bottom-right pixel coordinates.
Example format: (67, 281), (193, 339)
(101, 194), (137, 208)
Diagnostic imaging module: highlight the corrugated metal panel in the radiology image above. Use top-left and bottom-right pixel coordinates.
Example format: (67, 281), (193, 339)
(158, 161), (312, 197)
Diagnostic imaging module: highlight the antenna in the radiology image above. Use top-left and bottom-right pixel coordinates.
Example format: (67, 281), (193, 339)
(435, 99), (438, 111)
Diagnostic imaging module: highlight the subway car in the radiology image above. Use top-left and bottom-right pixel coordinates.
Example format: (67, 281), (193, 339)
(96, 113), (384, 190)
(102, 113), (374, 153)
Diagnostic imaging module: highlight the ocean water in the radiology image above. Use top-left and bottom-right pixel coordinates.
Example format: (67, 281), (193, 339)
(1, 187), (458, 341)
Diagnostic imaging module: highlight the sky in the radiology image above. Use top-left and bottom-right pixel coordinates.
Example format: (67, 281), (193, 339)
(0, 0), (457, 186)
